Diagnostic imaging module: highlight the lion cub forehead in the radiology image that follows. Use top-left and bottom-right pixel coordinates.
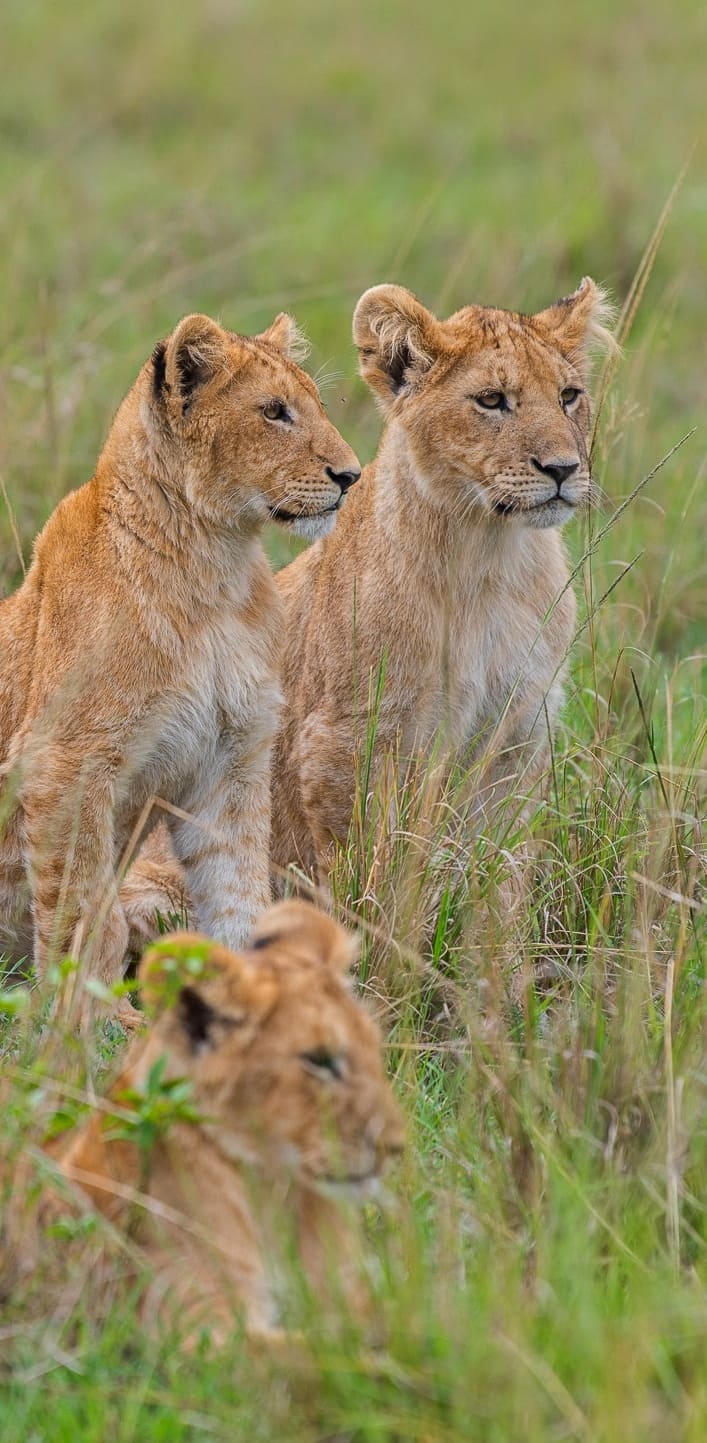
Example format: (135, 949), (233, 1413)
(445, 305), (553, 351)
(237, 336), (322, 402)
(444, 308), (570, 385)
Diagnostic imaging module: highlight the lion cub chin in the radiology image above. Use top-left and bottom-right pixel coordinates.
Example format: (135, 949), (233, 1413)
(0, 312), (359, 1018)
(269, 277), (615, 878)
(39, 902), (404, 1343)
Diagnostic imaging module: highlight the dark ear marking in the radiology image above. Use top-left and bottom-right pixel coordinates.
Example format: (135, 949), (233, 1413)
(250, 932), (280, 952)
(176, 345), (204, 401)
(152, 341), (167, 398)
(178, 987), (219, 1050)
(178, 986), (244, 1049)
(388, 341), (412, 394)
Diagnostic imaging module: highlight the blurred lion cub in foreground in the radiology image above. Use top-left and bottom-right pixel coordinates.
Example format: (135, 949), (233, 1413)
(23, 903), (403, 1343)
(0, 312), (360, 1019)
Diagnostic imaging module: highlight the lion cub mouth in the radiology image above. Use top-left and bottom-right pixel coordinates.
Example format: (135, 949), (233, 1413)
(493, 496), (578, 518)
(307, 1169), (382, 1200)
(270, 502), (339, 524)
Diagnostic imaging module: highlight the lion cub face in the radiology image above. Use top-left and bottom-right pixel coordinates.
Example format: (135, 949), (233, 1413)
(354, 279), (613, 529)
(151, 313), (361, 540)
(139, 902), (404, 1193)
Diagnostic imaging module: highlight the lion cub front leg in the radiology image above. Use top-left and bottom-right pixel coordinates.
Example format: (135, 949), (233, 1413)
(22, 757), (134, 1023)
(297, 1190), (374, 1327)
(170, 733), (272, 948)
(297, 712), (358, 887)
(119, 820), (190, 951)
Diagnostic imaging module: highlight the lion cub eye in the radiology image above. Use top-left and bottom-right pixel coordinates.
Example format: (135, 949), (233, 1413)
(474, 391), (507, 411)
(560, 387), (582, 409)
(300, 1048), (344, 1080)
(262, 399), (292, 423)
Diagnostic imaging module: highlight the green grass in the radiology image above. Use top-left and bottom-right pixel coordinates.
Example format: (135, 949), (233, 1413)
(1, 0), (705, 1438)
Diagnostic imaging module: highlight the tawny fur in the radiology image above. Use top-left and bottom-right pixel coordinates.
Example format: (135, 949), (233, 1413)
(39, 903), (404, 1340)
(270, 278), (614, 877)
(0, 312), (360, 1016)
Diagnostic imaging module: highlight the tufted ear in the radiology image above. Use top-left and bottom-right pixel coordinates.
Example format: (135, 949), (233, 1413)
(162, 314), (230, 412)
(256, 312), (311, 364)
(533, 277), (617, 376)
(248, 900), (359, 973)
(353, 284), (447, 410)
(139, 932), (278, 1050)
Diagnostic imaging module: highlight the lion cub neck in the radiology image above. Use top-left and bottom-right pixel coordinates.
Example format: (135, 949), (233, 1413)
(370, 419), (545, 582)
(92, 367), (261, 624)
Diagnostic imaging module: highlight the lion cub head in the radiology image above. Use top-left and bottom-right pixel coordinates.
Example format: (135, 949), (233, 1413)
(145, 312), (361, 539)
(353, 279), (614, 529)
(138, 901), (404, 1192)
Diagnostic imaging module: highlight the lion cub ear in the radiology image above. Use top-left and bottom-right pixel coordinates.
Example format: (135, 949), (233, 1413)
(533, 278), (617, 376)
(248, 901), (359, 973)
(163, 314), (230, 413)
(138, 932), (278, 1050)
(256, 312), (311, 364)
(353, 284), (446, 409)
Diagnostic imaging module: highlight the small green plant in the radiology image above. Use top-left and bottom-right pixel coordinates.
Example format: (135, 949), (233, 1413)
(46, 1210), (99, 1242)
(0, 984), (30, 1018)
(141, 935), (214, 1011)
(108, 1056), (202, 1163)
(155, 904), (190, 936)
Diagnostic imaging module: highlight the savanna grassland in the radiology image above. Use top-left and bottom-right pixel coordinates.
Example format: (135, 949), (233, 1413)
(0, 0), (705, 1439)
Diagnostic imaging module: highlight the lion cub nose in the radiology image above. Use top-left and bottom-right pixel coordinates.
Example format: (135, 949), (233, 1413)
(326, 464), (362, 495)
(531, 457), (580, 490)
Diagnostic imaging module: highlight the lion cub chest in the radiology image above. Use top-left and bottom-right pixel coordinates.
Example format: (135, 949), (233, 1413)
(432, 578), (558, 750)
(132, 609), (279, 800)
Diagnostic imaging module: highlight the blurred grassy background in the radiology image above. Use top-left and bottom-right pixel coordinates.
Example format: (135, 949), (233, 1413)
(1, 1), (705, 1439)
(1, 0), (705, 601)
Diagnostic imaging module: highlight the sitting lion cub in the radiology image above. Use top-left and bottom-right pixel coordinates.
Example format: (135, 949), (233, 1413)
(0, 313), (360, 1016)
(50, 901), (404, 1341)
(271, 278), (615, 876)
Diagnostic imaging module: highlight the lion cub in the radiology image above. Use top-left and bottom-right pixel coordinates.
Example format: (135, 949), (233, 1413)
(0, 313), (360, 1015)
(272, 278), (614, 876)
(47, 902), (404, 1341)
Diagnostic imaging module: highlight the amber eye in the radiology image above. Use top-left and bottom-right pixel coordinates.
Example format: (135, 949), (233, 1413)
(560, 387), (581, 409)
(300, 1048), (344, 1080)
(474, 391), (507, 411)
(262, 399), (291, 422)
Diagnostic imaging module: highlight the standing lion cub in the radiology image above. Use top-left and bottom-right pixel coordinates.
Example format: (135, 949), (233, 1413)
(271, 278), (614, 876)
(0, 312), (360, 1016)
